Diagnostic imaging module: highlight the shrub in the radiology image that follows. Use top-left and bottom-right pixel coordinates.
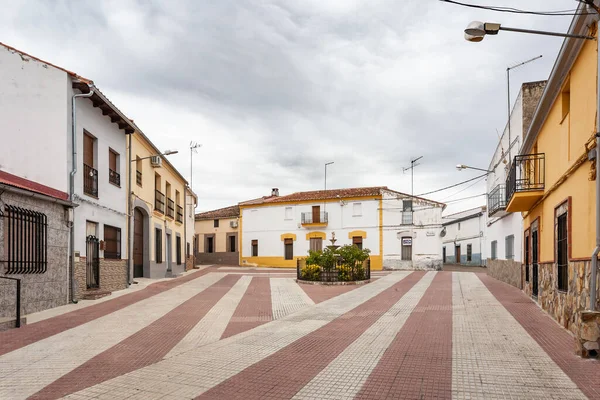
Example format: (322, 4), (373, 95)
(301, 264), (321, 281)
(304, 244), (370, 281)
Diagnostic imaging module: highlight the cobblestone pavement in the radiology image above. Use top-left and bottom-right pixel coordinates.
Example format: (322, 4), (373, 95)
(1, 268), (600, 399)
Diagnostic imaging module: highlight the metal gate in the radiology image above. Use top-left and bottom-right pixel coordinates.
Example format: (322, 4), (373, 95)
(86, 235), (100, 289)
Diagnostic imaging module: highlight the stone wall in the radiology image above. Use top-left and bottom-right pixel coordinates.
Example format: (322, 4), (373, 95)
(487, 258), (521, 289)
(532, 260), (600, 335)
(0, 191), (70, 320)
(196, 251), (239, 266)
(74, 258), (127, 298)
(383, 257), (442, 271)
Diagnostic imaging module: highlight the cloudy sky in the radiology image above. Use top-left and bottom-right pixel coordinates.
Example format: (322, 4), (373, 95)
(0, 0), (575, 212)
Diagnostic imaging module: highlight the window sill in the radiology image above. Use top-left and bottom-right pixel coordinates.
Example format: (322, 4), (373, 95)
(109, 182), (121, 189)
(83, 192), (99, 200)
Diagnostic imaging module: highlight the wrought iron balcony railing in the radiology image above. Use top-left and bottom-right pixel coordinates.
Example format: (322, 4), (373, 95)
(83, 164), (98, 197)
(109, 168), (120, 187)
(301, 212), (328, 224)
(506, 153), (545, 204)
(488, 184), (507, 216)
(176, 205), (183, 223)
(136, 170), (142, 186)
(155, 190), (165, 214)
(166, 198), (175, 218)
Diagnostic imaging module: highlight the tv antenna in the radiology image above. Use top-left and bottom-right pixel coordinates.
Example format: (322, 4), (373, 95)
(190, 141), (202, 190)
(403, 156), (423, 197)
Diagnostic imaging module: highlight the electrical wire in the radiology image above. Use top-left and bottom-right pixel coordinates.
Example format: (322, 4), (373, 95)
(438, 0), (596, 16)
(416, 173), (488, 197)
(440, 176), (487, 201)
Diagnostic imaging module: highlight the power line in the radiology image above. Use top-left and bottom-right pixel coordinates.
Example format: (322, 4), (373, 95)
(438, 0), (596, 16)
(440, 176), (487, 201)
(416, 173), (488, 197)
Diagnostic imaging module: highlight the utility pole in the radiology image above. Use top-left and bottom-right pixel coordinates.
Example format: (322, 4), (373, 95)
(324, 161), (334, 215)
(190, 142), (202, 191)
(403, 156), (423, 197)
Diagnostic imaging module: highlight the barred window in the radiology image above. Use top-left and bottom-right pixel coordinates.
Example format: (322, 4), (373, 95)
(467, 244), (472, 262)
(155, 228), (163, 263)
(2, 205), (48, 274)
(557, 213), (568, 291)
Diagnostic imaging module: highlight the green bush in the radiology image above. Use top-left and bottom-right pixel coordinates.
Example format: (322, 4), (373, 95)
(301, 264), (321, 281)
(305, 244), (370, 281)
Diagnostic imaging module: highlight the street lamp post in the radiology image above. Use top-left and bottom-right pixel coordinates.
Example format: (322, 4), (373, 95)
(128, 149), (178, 285)
(456, 164), (493, 174)
(324, 162), (334, 215)
(463, 17), (600, 310)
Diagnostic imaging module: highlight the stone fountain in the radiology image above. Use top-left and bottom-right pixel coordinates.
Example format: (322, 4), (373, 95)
(326, 232), (340, 251)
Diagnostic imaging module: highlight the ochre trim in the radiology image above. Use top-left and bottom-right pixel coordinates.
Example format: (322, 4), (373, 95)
(280, 233), (297, 241)
(348, 230), (367, 239)
(239, 195), (382, 209)
(306, 232), (326, 240)
(240, 255), (383, 271)
(301, 222), (328, 228)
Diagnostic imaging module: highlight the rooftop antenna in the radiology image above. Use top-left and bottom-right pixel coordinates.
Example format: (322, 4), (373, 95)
(190, 141), (202, 190)
(403, 156), (423, 197)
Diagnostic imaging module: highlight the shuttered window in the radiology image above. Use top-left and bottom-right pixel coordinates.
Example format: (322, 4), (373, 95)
(505, 235), (514, 260)
(104, 225), (121, 259)
(491, 241), (497, 260)
(309, 238), (323, 252)
(352, 236), (363, 250)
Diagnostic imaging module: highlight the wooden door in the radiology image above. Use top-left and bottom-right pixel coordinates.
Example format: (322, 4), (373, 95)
(310, 238), (323, 252)
(312, 206), (320, 223)
(83, 133), (94, 167)
(455, 245), (461, 264)
(443, 247), (446, 263)
(109, 150), (117, 171)
(133, 208), (144, 278)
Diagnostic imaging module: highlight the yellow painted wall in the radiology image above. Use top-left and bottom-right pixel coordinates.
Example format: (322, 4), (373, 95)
(130, 133), (187, 263)
(523, 33), (597, 261)
(240, 255), (383, 270)
(195, 217), (238, 252)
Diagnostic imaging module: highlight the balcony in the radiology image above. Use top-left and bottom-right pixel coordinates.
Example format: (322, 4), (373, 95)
(83, 164), (98, 197)
(506, 154), (545, 213)
(109, 168), (120, 187)
(176, 205), (183, 223)
(136, 170), (142, 186)
(155, 190), (165, 214)
(488, 184), (507, 217)
(301, 212), (328, 227)
(166, 198), (175, 219)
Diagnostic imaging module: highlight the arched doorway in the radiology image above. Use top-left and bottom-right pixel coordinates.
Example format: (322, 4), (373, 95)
(133, 207), (145, 278)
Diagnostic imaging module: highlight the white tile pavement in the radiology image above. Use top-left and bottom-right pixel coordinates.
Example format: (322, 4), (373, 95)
(165, 275), (252, 359)
(451, 272), (586, 400)
(64, 272), (412, 400)
(0, 272), (227, 400)
(271, 277), (315, 320)
(293, 271), (436, 400)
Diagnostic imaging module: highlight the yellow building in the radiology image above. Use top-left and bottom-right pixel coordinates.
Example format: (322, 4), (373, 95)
(194, 205), (240, 265)
(128, 131), (189, 278)
(506, 11), (599, 334)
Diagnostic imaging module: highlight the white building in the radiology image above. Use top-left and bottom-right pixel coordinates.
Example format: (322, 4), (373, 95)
(0, 42), (136, 299)
(185, 186), (198, 270)
(239, 187), (445, 271)
(442, 206), (486, 266)
(485, 81), (546, 270)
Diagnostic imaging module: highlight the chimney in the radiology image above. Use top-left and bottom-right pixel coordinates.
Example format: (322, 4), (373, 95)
(271, 188), (279, 197)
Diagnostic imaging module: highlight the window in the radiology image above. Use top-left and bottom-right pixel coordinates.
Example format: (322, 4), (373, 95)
(285, 207), (293, 220)
(309, 238), (323, 252)
(86, 220), (98, 237)
(166, 182), (174, 218)
(353, 236), (363, 250)
(402, 200), (413, 225)
(525, 233), (530, 282)
(401, 237), (412, 261)
(2, 205), (48, 274)
(252, 240), (259, 257)
(136, 156), (142, 186)
(229, 235), (237, 253)
(155, 228), (162, 263)
(505, 235), (515, 260)
(353, 203), (362, 216)
(458, 222), (461, 231)
(155, 174), (164, 213)
(83, 132), (98, 197)
(214, 219), (219, 228)
(284, 238), (293, 260)
(467, 244), (472, 262)
(176, 236), (182, 265)
(206, 236), (214, 253)
(104, 225), (121, 259)
(491, 241), (497, 260)
(108, 149), (120, 187)
(557, 213), (568, 291)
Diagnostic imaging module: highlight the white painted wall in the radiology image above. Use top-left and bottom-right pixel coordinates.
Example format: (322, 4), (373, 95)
(0, 45), (70, 192)
(442, 208), (485, 266)
(381, 190), (444, 270)
(241, 199), (381, 259)
(484, 213), (522, 262)
(185, 189), (196, 257)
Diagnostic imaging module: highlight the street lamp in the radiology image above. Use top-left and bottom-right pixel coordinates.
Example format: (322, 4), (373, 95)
(132, 150), (178, 161)
(456, 164), (492, 173)
(464, 21), (595, 42)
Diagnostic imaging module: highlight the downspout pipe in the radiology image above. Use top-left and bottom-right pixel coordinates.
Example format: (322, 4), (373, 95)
(127, 133), (133, 285)
(70, 84), (95, 303)
(592, 19), (600, 310)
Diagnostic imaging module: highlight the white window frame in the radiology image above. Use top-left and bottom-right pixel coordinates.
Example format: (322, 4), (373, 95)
(352, 202), (362, 217)
(284, 207), (293, 220)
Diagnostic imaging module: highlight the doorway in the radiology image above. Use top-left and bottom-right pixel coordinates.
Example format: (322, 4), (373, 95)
(133, 208), (144, 278)
(312, 206), (320, 223)
(455, 245), (461, 264)
(207, 236), (214, 253)
(166, 233), (172, 271)
(532, 230), (539, 297)
(443, 247), (446, 263)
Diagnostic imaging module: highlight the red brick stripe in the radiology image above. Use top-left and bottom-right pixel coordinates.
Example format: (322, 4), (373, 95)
(221, 277), (273, 339)
(29, 274), (240, 400)
(0, 268), (214, 357)
(356, 272), (453, 400)
(198, 272), (425, 400)
(479, 273), (600, 399)
(298, 283), (359, 304)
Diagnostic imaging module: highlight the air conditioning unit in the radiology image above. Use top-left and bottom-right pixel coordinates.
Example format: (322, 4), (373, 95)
(230, 220), (238, 228)
(150, 156), (162, 167)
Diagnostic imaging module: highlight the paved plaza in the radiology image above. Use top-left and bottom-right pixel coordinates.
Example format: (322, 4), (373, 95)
(1, 267), (600, 399)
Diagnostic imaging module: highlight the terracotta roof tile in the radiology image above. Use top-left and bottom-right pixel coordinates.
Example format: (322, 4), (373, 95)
(196, 205), (240, 220)
(265, 186), (387, 203)
(0, 170), (69, 201)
